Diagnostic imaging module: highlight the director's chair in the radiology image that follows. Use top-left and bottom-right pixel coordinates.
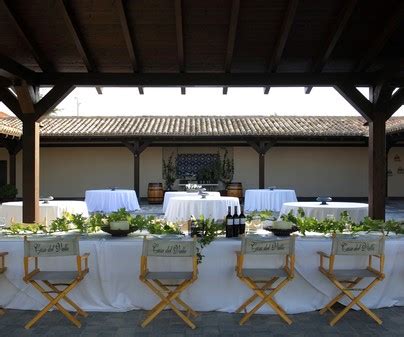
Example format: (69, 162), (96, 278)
(236, 234), (296, 325)
(0, 251), (8, 315)
(23, 235), (90, 329)
(318, 234), (385, 326)
(139, 236), (198, 329)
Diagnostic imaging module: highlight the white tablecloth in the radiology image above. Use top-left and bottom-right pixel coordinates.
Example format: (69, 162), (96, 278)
(279, 202), (369, 223)
(164, 196), (240, 222)
(85, 189), (140, 213)
(244, 189), (297, 212)
(0, 201), (89, 225)
(163, 191), (221, 212)
(0, 235), (403, 314)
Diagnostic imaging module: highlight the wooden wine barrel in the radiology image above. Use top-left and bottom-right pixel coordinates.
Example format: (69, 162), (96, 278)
(226, 182), (243, 200)
(147, 183), (164, 204)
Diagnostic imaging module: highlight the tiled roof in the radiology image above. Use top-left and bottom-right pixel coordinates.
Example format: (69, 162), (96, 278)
(1, 116), (404, 139)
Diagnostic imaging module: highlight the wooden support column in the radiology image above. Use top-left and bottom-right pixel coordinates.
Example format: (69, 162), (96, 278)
(248, 141), (275, 189)
(385, 140), (394, 198)
(6, 141), (22, 188)
(123, 140), (151, 197)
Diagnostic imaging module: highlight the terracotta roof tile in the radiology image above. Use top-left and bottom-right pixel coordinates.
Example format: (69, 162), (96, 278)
(1, 115), (404, 139)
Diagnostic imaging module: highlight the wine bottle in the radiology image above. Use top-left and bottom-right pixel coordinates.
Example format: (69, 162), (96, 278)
(225, 206), (233, 238)
(239, 205), (246, 235)
(189, 215), (197, 237)
(233, 205), (240, 237)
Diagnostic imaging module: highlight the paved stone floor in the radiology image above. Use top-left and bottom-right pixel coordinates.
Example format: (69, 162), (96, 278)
(1, 306), (404, 336)
(1, 199), (403, 337)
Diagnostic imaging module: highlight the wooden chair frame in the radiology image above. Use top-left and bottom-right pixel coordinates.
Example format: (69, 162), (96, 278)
(23, 236), (90, 329)
(139, 237), (198, 329)
(0, 251), (8, 315)
(318, 235), (385, 326)
(235, 235), (295, 325)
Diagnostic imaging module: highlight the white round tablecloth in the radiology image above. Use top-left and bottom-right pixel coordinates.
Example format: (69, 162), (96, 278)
(85, 189), (140, 213)
(162, 191), (221, 212)
(164, 196), (240, 222)
(244, 189), (297, 212)
(0, 201), (89, 225)
(279, 201), (368, 223)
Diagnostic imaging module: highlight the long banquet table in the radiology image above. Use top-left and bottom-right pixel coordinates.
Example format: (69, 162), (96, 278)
(0, 201), (89, 226)
(244, 189), (297, 212)
(0, 235), (403, 314)
(85, 189), (140, 213)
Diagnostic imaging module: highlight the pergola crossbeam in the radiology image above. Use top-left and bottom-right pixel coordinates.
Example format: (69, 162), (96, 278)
(35, 83), (75, 120)
(0, 87), (22, 118)
(334, 84), (373, 121)
(0, 54), (37, 83)
(264, 0), (299, 94)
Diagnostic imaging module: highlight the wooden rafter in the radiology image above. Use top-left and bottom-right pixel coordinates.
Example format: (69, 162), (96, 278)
(264, 0), (299, 94)
(57, 0), (102, 95)
(36, 72), (381, 87)
(1, 0), (53, 72)
(354, 1), (404, 72)
(0, 87), (22, 118)
(116, 0), (143, 95)
(35, 83), (75, 120)
(174, 0), (186, 94)
(305, 0), (357, 94)
(0, 54), (36, 82)
(223, 0), (240, 95)
(334, 84), (373, 121)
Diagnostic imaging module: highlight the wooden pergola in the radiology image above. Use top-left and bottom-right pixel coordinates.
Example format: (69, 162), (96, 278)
(0, 0), (403, 222)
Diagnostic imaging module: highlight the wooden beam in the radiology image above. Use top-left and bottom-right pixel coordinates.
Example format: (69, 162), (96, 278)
(115, 0), (143, 95)
(57, 0), (102, 95)
(0, 87), (23, 119)
(334, 84), (373, 121)
(1, 0), (53, 72)
(387, 88), (404, 119)
(354, 2), (404, 72)
(223, 0), (240, 95)
(0, 54), (37, 82)
(248, 141), (275, 188)
(36, 72), (379, 87)
(174, 0), (186, 94)
(14, 82), (38, 115)
(0, 76), (12, 88)
(35, 83), (75, 120)
(264, 0), (299, 94)
(305, 0), (357, 94)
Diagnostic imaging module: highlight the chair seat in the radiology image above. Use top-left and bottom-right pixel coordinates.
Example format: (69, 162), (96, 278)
(30, 271), (80, 281)
(145, 271), (193, 280)
(332, 269), (378, 279)
(241, 268), (287, 279)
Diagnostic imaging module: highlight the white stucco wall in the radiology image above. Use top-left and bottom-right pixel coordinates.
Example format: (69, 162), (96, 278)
(3, 145), (404, 199)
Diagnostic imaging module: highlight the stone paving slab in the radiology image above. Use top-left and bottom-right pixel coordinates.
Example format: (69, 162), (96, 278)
(1, 307), (404, 337)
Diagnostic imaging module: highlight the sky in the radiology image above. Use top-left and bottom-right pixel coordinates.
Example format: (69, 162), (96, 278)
(1, 87), (403, 117)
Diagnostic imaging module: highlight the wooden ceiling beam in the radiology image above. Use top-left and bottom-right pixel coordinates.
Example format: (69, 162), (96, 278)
(305, 0), (357, 94)
(57, 0), (102, 95)
(1, 0), (53, 72)
(0, 54), (37, 83)
(354, 1), (404, 72)
(116, 0), (143, 95)
(264, 0), (299, 94)
(0, 87), (23, 118)
(223, 0), (240, 95)
(36, 72), (381, 87)
(174, 0), (186, 94)
(0, 76), (12, 87)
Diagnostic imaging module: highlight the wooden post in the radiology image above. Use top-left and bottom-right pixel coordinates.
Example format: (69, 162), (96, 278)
(259, 153), (265, 189)
(248, 141), (275, 189)
(22, 115), (40, 223)
(6, 141), (21, 188)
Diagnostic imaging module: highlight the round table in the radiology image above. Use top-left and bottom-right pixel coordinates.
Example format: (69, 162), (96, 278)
(85, 189), (140, 213)
(0, 201), (89, 225)
(279, 201), (368, 223)
(244, 189), (297, 212)
(162, 191), (221, 212)
(164, 196), (240, 222)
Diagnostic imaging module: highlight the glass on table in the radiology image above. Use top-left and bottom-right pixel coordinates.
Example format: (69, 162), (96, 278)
(246, 216), (262, 234)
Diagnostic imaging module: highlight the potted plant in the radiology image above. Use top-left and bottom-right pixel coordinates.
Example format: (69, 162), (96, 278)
(0, 184), (18, 203)
(162, 153), (177, 191)
(220, 149), (234, 186)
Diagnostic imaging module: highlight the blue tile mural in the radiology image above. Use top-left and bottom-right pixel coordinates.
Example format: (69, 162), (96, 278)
(176, 153), (220, 179)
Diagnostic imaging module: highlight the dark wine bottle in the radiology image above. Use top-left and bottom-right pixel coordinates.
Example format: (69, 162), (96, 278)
(239, 205), (246, 235)
(225, 206), (233, 238)
(233, 205), (240, 237)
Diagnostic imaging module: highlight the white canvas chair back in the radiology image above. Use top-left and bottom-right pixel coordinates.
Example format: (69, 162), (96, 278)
(24, 235), (80, 257)
(241, 235), (295, 256)
(331, 235), (385, 256)
(142, 237), (196, 257)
